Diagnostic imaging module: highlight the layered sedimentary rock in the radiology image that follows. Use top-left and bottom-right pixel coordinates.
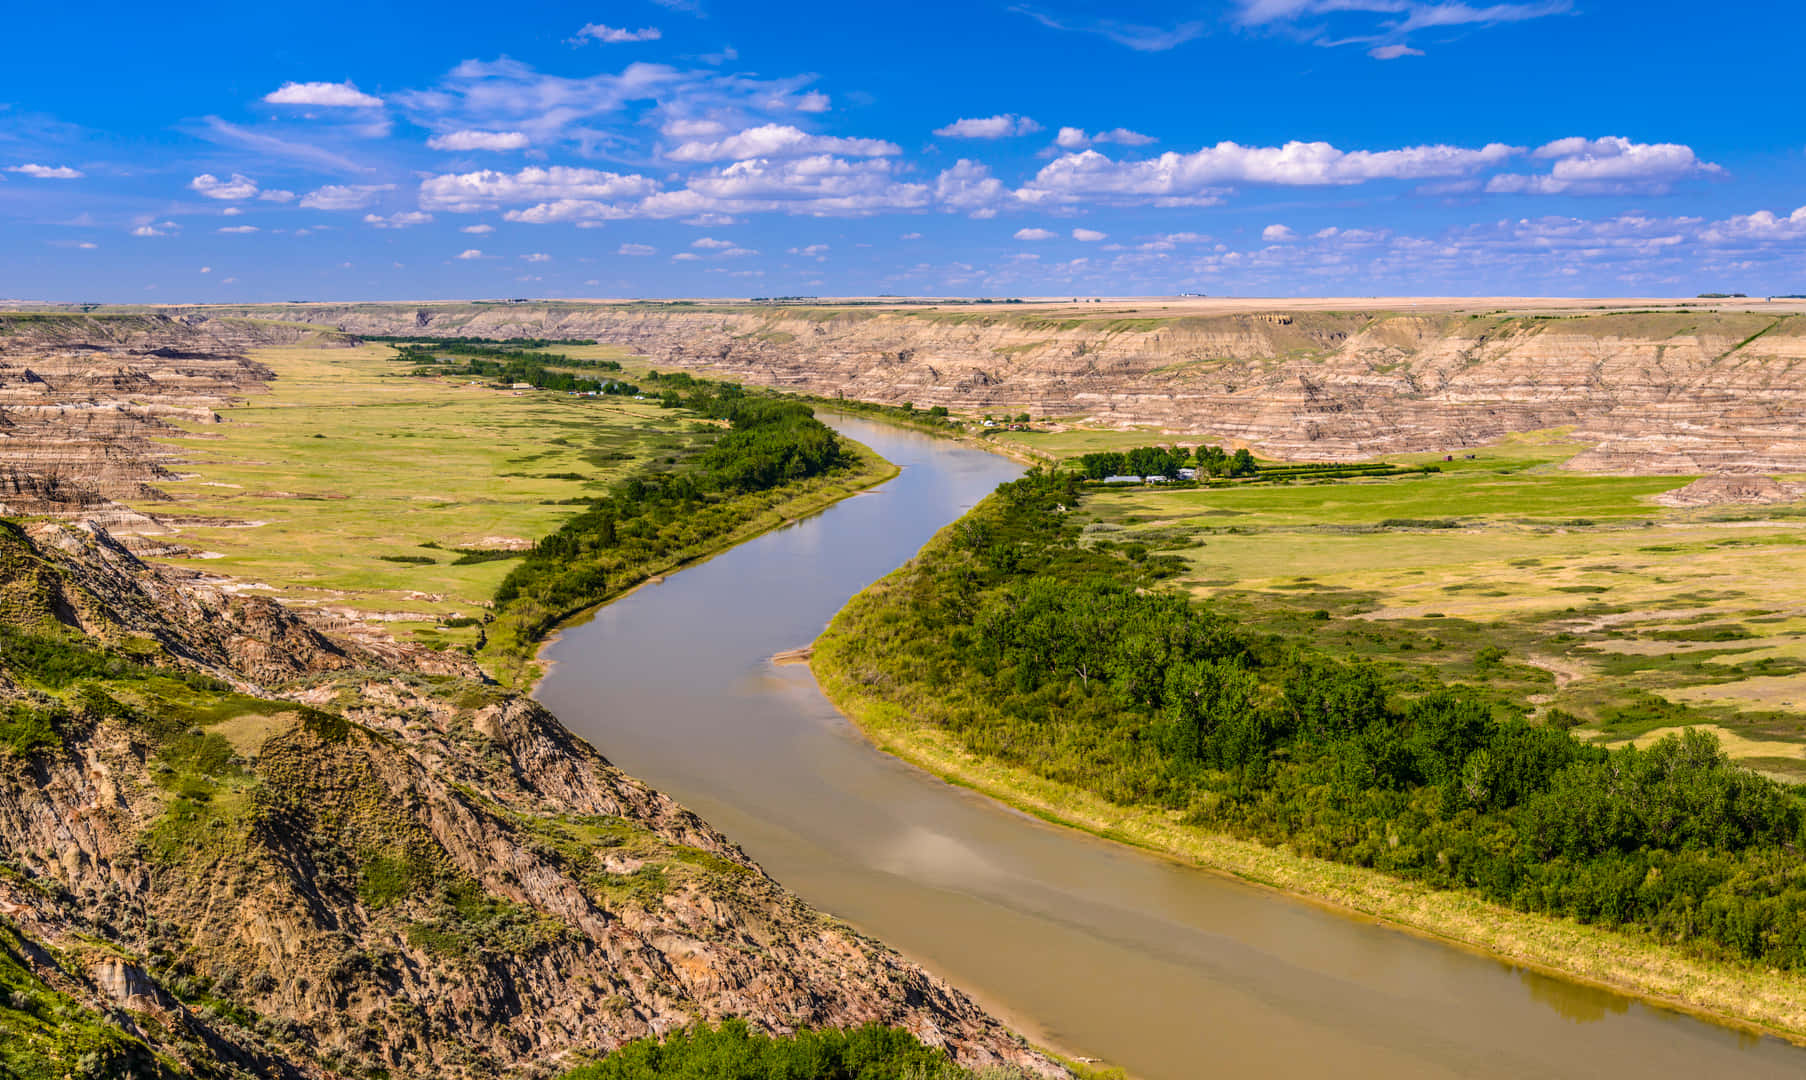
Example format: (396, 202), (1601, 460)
(0, 314), (309, 535)
(185, 301), (1806, 475)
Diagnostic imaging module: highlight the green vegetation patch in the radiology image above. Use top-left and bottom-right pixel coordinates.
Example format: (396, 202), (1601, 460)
(564, 1019), (977, 1080)
(816, 468), (1806, 973)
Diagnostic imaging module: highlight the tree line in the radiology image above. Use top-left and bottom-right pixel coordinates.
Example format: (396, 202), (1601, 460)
(818, 468), (1806, 970)
(393, 343), (637, 395)
(1076, 444), (1256, 480)
(487, 380), (849, 660)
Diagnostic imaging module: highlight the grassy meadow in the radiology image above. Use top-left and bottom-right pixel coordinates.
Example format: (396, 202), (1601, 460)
(147, 343), (713, 650)
(1031, 428), (1806, 779)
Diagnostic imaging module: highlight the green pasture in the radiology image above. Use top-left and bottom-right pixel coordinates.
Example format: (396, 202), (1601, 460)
(148, 344), (703, 649)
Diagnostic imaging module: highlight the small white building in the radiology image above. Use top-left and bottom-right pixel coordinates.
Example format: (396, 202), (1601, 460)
(1101, 475), (1143, 484)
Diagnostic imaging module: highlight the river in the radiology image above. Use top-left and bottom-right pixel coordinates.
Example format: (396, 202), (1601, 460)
(536, 414), (1806, 1079)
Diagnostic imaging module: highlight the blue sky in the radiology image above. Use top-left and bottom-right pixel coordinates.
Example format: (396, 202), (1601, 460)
(2, 0), (1801, 301)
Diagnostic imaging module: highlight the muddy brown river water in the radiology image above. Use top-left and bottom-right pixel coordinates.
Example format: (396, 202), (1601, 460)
(537, 415), (1806, 1079)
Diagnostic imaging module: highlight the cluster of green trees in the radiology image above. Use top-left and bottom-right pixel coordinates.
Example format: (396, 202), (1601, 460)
(1075, 445), (1255, 480)
(562, 1020), (979, 1080)
(489, 382), (848, 654)
(395, 343), (637, 395)
(363, 335), (600, 348)
(823, 469), (1806, 969)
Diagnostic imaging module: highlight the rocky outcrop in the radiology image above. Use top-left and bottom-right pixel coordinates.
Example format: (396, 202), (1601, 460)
(146, 301), (1806, 476)
(1651, 475), (1806, 507)
(0, 520), (1061, 1079)
(0, 314), (305, 542)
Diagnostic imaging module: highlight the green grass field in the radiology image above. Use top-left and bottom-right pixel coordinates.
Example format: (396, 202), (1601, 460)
(147, 344), (709, 650)
(1062, 433), (1806, 778)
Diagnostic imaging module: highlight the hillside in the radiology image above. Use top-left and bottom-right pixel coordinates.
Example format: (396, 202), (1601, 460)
(0, 316), (1059, 1079)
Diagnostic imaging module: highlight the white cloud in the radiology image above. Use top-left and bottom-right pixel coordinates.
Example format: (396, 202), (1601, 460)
(1369, 44), (1424, 59)
(1262, 224), (1296, 241)
(1702, 205), (1806, 243)
(796, 91), (831, 113)
(934, 114), (1042, 138)
(639, 155), (930, 218)
(420, 166), (657, 212)
(221, 206), (243, 216)
(461, 223), (494, 234)
(364, 210), (433, 228)
(900, 231), (923, 240)
(263, 81), (383, 108)
(218, 225), (260, 234)
(573, 23), (662, 43)
(427, 129), (530, 151)
(1486, 136), (1723, 195)
(1021, 140), (1519, 205)
(200, 266), (212, 274)
(1072, 228), (1107, 241)
(455, 248), (483, 259)
(666, 123), (900, 162)
(191, 172), (261, 200)
(1054, 127), (1155, 150)
(934, 159), (1011, 217)
(77, 242), (97, 249)
(259, 189), (296, 203)
(618, 242), (656, 255)
(520, 252), (551, 262)
(672, 252), (702, 261)
(789, 243), (829, 256)
(131, 225), (165, 237)
(7, 163), (83, 179)
(1015, 227), (1057, 240)
(692, 236), (734, 248)
(300, 184), (395, 210)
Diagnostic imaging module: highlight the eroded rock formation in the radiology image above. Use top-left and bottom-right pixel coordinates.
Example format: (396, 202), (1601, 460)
(179, 301), (1806, 476)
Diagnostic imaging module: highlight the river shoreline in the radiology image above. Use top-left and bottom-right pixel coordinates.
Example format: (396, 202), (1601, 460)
(512, 431), (899, 693)
(810, 571), (1806, 1051)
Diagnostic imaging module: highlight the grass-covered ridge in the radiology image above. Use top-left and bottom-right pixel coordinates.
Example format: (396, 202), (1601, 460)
(813, 467), (1806, 1024)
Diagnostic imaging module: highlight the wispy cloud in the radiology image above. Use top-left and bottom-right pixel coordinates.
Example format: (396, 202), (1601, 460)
(1233, 0), (1574, 57)
(197, 116), (371, 174)
(933, 114), (1042, 138)
(666, 123), (898, 162)
(427, 130), (529, 151)
(299, 183), (395, 210)
(572, 23), (662, 44)
(6, 163), (83, 179)
(1010, 5), (1208, 51)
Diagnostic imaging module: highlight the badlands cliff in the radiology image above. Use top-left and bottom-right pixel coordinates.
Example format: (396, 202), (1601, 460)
(161, 299), (1806, 475)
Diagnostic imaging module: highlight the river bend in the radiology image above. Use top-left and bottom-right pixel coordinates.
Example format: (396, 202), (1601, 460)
(537, 415), (1806, 1079)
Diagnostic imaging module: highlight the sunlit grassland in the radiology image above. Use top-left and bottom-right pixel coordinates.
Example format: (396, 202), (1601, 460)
(1067, 436), (1806, 775)
(146, 343), (704, 650)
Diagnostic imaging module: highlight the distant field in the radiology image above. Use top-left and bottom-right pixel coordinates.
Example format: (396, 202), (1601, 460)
(1067, 433), (1806, 780)
(148, 343), (706, 650)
